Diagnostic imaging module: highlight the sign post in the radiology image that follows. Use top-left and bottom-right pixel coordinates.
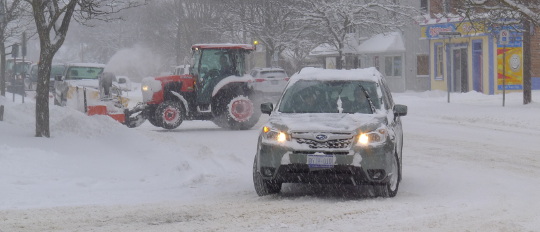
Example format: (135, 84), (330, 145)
(439, 31), (462, 103)
(499, 30), (509, 107)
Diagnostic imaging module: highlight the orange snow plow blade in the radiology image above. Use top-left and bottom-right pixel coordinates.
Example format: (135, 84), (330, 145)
(87, 105), (125, 124)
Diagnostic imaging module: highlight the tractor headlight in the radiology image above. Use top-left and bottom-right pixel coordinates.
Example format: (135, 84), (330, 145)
(262, 126), (289, 143)
(357, 127), (387, 146)
(142, 85), (150, 92)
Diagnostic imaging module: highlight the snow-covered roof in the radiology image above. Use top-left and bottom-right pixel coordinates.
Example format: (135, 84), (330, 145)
(357, 32), (405, 54)
(192, 44), (254, 50)
(309, 34), (361, 57)
(309, 43), (338, 57)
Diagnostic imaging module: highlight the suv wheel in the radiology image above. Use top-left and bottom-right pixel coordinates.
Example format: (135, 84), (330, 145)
(373, 153), (400, 198)
(253, 156), (281, 196)
(155, 101), (184, 129)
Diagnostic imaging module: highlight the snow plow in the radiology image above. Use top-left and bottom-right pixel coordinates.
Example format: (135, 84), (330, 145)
(53, 63), (129, 123)
(124, 44), (261, 130)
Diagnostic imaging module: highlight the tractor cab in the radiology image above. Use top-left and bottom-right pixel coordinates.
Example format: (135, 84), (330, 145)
(190, 44), (254, 107)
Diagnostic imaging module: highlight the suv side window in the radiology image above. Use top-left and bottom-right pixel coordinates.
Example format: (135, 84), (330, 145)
(379, 79), (394, 110)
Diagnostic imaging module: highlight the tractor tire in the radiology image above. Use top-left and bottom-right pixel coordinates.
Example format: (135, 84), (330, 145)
(147, 113), (162, 127)
(212, 95), (260, 130)
(155, 101), (184, 130)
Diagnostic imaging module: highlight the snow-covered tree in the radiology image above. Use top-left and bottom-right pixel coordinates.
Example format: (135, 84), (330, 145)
(28, 0), (144, 138)
(293, 0), (417, 69)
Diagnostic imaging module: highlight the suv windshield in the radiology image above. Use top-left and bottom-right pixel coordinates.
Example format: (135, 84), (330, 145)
(66, 66), (104, 80)
(278, 80), (381, 114)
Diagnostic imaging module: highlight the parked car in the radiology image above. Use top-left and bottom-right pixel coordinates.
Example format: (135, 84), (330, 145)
(5, 58), (32, 93)
(28, 63), (66, 91)
(250, 67), (289, 102)
(54, 63), (106, 106)
(173, 64), (191, 76)
(253, 67), (407, 197)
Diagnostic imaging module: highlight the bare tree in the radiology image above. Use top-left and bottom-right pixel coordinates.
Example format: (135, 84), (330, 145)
(0, 0), (32, 96)
(27, 0), (144, 138)
(458, 0), (540, 104)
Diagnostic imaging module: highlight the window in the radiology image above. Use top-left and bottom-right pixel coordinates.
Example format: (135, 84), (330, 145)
(384, 56), (402, 77)
(373, 56), (380, 71)
(417, 54), (429, 76)
(345, 25), (356, 34)
(420, 0), (428, 13)
(444, 0), (452, 14)
(435, 44), (444, 79)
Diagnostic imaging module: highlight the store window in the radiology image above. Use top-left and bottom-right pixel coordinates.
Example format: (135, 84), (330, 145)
(384, 56), (402, 77)
(435, 44), (444, 80)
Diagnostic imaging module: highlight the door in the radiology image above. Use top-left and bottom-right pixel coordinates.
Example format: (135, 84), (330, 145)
(472, 41), (483, 92)
(452, 47), (468, 92)
(460, 48), (468, 92)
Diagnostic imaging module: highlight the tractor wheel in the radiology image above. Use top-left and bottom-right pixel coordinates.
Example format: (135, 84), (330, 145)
(213, 95), (260, 130)
(155, 101), (184, 129)
(147, 114), (162, 127)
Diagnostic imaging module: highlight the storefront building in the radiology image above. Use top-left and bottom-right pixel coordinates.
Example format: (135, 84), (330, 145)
(421, 18), (539, 94)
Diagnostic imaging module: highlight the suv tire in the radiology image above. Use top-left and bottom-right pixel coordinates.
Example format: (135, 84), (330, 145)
(373, 153), (400, 198)
(253, 156), (281, 196)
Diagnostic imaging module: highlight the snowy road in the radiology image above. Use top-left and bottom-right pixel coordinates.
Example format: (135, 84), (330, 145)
(1, 91), (540, 231)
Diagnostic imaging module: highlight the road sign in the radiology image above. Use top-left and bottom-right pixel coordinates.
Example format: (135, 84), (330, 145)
(499, 30), (510, 45)
(439, 31), (462, 38)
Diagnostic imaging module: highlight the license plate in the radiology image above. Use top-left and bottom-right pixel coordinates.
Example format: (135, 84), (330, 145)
(307, 154), (335, 168)
(271, 80), (279, 85)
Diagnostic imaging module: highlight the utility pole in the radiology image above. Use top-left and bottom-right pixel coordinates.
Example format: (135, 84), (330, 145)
(439, 31), (462, 103)
(0, 0), (5, 97)
(499, 29), (509, 107)
(523, 19), (532, 104)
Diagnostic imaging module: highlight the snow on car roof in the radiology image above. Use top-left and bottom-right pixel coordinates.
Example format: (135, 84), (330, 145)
(67, 63), (106, 68)
(253, 67), (285, 72)
(289, 67), (382, 84)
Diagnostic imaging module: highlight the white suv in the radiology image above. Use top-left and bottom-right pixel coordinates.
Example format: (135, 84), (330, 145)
(253, 67), (407, 197)
(250, 67), (289, 102)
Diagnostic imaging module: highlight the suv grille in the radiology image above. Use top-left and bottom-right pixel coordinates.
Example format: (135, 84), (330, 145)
(296, 138), (353, 149)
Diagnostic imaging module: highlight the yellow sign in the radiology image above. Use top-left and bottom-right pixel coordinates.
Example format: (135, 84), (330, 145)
(497, 47), (523, 90)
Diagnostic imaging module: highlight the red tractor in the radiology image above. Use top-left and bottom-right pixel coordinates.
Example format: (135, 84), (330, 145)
(124, 44), (261, 130)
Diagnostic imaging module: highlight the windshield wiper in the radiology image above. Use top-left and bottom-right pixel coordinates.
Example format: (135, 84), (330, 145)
(358, 85), (376, 114)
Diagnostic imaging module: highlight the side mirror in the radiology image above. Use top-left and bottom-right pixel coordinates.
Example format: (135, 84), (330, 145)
(118, 77), (127, 84)
(393, 104), (407, 117)
(54, 75), (64, 81)
(260, 102), (273, 115)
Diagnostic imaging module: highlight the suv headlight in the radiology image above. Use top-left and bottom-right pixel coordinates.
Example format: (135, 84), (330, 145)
(356, 126), (388, 146)
(262, 126), (289, 143)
